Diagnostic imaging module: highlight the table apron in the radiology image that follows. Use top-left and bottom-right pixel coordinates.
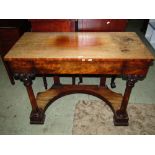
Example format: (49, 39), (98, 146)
(6, 59), (152, 76)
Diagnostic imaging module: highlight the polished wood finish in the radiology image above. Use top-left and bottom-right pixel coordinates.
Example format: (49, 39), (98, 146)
(78, 19), (127, 32)
(5, 32), (153, 76)
(29, 19), (128, 88)
(4, 32), (154, 125)
(30, 19), (76, 88)
(30, 19), (75, 32)
(36, 85), (122, 112)
(6, 59), (151, 75)
(5, 32), (153, 60)
(77, 19), (128, 87)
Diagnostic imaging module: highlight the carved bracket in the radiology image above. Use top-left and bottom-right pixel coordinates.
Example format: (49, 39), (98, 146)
(14, 72), (36, 86)
(122, 75), (145, 87)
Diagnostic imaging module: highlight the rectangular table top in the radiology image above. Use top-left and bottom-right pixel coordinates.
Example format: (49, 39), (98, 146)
(5, 32), (154, 61)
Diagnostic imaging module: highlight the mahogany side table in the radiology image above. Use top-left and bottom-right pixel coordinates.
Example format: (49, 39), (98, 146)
(4, 32), (154, 126)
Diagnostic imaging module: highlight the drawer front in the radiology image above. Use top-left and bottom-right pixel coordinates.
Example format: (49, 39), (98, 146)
(0, 28), (22, 56)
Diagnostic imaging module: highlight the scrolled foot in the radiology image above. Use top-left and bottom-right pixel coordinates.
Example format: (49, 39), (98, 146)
(30, 108), (45, 124)
(113, 110), (129, 126)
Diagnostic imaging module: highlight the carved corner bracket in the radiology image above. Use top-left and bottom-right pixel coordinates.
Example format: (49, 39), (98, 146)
(14, 72), (36, 86)
(122, 75), (145, 87)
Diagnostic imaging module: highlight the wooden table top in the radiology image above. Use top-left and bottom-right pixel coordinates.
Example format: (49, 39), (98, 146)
(5, 32), (154, 61)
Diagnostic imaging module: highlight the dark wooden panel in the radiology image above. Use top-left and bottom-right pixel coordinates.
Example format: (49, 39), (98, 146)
(0, 41), (17, 56)
(0, 28), (22, 56)
(78, 19), (128, 32)
(0, 28), (21, 41)
(0, 19), (30, 85)
(0, 19), (30, 31)
(30, 19), (75, 32)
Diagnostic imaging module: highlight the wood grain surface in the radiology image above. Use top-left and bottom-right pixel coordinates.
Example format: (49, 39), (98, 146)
(36, 85), (122, 112)
(5, 32), (154, 60)
(4, 32), (154, 76)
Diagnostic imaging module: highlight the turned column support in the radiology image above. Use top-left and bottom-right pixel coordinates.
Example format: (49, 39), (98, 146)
(14, 72), (45, 124)
(14, 73), (36, 110)
(52, 76), (62, 88)
(100, 77), (106, 87)
(114, 74), (144, 126)
(43, 76), (48, 89)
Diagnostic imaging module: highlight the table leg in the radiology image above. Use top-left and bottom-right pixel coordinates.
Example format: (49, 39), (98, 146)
(27, 85), (45, 124)
(113, 75), (143, 126)
(100, 77), (106, 87)
(43, 76), (48, 89)
(52, 76), (62, 88)
(14, 73), (45, 124)
(2, 59), (15, 85)
(72, 76), (76, 85)
(110, 76), (116, 88)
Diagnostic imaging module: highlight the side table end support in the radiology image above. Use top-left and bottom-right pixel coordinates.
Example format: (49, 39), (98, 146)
(14, 72), (45, 124)
(113, 75), (144, 126)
